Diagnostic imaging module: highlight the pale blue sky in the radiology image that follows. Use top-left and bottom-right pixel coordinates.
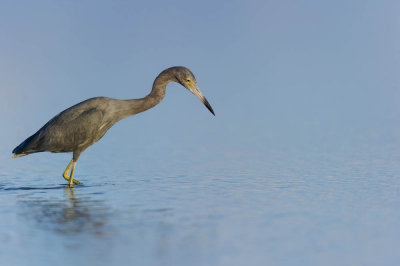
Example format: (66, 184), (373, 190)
(1, 0), (399, 157)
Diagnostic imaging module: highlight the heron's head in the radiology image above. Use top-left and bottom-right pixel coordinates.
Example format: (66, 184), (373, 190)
(172, 66), (215, 116)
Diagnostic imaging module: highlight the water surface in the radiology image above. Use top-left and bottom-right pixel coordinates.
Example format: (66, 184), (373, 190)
(1, 130), (399, 266)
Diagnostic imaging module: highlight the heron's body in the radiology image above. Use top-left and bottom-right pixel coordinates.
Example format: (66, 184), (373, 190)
(13, 96), (159, 160)
(12, 66), (214, 186)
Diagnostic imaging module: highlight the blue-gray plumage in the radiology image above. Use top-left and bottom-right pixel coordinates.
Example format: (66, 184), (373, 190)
(12, 66), (215, 186)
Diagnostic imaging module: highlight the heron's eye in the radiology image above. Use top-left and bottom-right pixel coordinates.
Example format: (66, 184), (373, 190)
(186, 79), (191, 83)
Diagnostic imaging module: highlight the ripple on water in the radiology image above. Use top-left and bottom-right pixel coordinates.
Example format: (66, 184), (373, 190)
(0, 142), (400, 266)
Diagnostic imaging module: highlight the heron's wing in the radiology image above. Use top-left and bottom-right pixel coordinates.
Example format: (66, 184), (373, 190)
(15, 103), (106, 155)
(37, 107), (105, 152)
(12, 97), (111, 155)
(48, 97), (107, 124)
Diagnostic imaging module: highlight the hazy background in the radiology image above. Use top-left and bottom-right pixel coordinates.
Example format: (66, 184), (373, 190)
(1, 0), (399, 156)
(1, 1), (399, 265)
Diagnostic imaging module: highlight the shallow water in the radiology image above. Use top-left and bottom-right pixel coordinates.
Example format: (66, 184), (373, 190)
(1, 129), (400, 266)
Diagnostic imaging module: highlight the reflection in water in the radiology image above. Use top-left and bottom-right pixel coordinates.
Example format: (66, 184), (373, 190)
(19, 187), (110, 236)
(3, 138), (398, 265)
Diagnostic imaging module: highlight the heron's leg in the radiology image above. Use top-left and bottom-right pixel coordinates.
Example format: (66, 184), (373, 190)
(68, 161), (77, 187)
(63, 160), (73, 180)
(63, 159), (82, 185)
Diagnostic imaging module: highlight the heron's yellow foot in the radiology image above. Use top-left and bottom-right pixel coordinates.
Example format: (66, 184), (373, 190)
(62, 160), (83, 185)
(63, 174), (83, 185)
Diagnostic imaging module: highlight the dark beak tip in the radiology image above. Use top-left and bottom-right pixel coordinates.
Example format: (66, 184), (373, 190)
(206, 105), (215, 116)
(203, 98), (215, 116)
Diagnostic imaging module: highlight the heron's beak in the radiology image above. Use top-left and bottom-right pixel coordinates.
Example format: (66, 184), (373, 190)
(189, 84), (215, 116)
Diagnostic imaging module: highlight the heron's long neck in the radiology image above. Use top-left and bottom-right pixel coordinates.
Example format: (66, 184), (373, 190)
(119, 71), (175, 118)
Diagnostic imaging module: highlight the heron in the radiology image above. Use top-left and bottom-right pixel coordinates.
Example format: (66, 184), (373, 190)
(12, 66), (215, 186)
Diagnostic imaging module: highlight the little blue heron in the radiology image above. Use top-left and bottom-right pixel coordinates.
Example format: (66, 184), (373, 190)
(12, 66), (215, 186)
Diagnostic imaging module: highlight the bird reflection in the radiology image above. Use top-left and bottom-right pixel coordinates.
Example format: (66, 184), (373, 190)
(19, 187), (109, 236)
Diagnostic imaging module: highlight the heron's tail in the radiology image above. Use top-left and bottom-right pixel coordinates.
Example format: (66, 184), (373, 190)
(12, 153), (26, 158)
(12, 134), (37, 158)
